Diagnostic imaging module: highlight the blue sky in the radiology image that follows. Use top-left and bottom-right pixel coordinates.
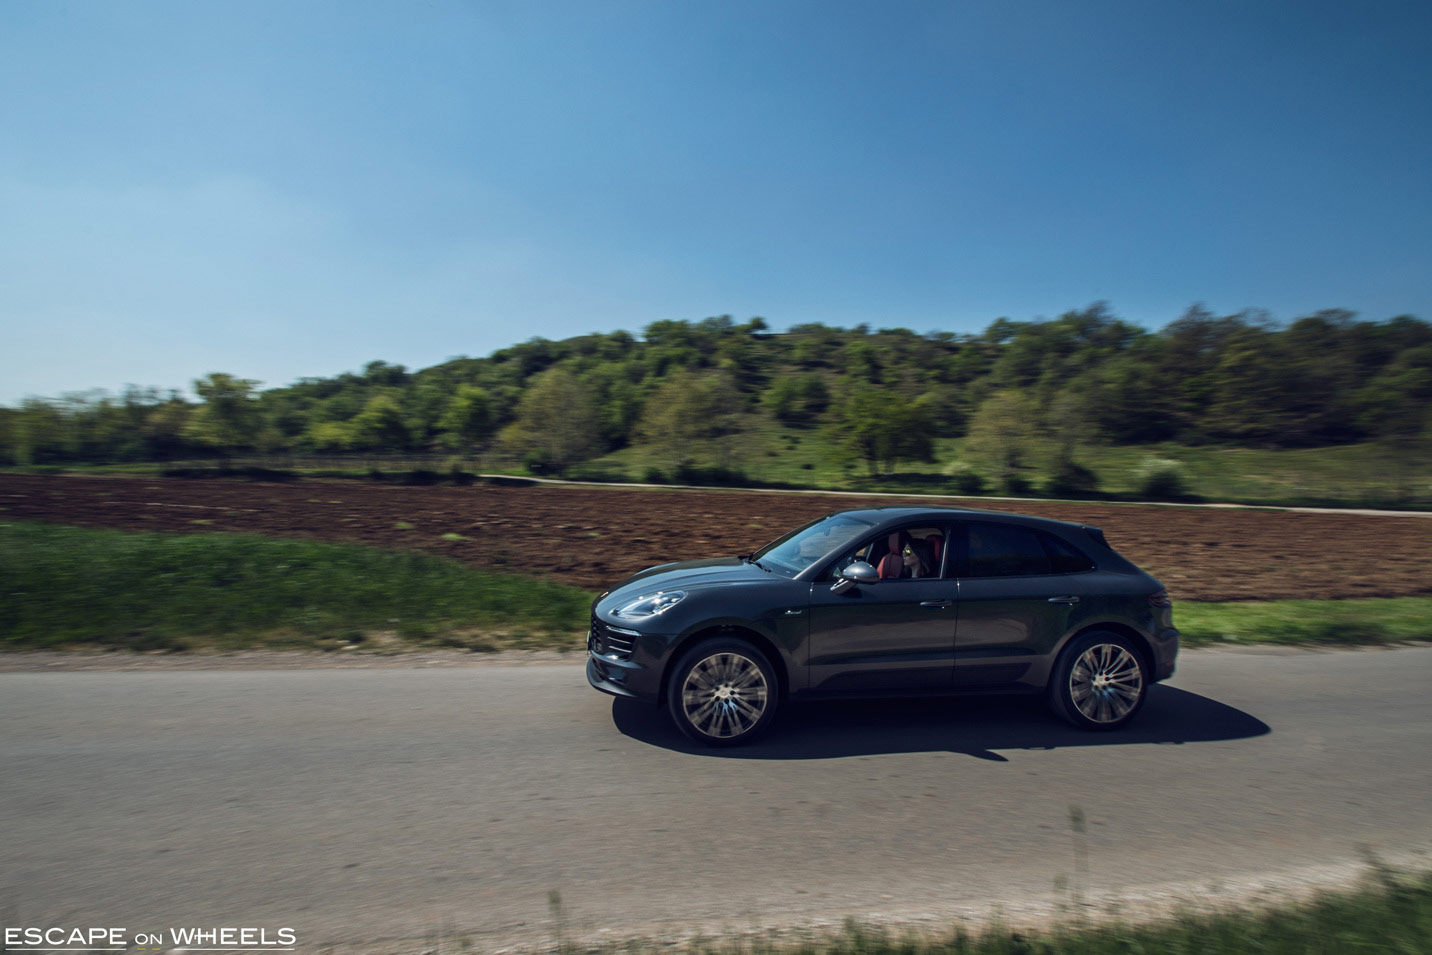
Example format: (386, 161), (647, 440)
(3, 0), (1430, 403)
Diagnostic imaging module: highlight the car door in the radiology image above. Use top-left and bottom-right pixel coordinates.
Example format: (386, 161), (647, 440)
(952, 522), (1089, 687)
(806, 524), (957, 693)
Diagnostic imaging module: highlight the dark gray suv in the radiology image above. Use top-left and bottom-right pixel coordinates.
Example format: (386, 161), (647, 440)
(587, 506), (1178, 746)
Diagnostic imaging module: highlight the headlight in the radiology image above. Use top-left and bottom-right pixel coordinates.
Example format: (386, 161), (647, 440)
(613, 590), (687, 618)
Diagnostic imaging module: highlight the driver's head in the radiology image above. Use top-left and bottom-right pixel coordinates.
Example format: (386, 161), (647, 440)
(901, 537), (931, 576)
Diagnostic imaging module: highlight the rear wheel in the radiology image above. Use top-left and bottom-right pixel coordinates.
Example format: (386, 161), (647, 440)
(1048, 632), (1148, 730)
(666, 638), (779, 746)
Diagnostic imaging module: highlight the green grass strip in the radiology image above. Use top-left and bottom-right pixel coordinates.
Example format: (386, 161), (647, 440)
(0, 521), (594, 652)
(665, 869), (1432, 955)
(2, 521), (1427, 654)
(1177, 596), (1432, 647)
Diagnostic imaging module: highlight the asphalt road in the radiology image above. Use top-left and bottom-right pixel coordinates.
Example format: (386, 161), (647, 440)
(3, 647), (1430, 952)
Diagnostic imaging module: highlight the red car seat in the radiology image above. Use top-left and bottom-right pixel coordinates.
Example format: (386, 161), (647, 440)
(877, 532), (906, 579)
(925, 533), (944, 568)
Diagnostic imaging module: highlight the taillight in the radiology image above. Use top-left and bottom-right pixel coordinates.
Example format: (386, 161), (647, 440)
(1148, 590), (1171, 608)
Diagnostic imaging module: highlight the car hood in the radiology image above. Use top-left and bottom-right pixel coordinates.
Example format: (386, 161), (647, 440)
(598, 557), (774, 608)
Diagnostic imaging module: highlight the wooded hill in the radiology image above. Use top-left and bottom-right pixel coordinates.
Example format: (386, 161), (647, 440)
(4, 304), (1430, 498)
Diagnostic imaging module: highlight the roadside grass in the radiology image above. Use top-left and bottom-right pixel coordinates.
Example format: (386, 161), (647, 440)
(1, 520), (1426, 654)
(1176, 597), (1432, 647)
(628, 868), (1432, 955)
(0, 521), (594, 653)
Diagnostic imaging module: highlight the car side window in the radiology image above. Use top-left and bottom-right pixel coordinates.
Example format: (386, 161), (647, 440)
(1041, 532), (1095, 574)
(827, 525), (948, 580)
(826, 540), (874, 579)
(965, 523), (1052, 577)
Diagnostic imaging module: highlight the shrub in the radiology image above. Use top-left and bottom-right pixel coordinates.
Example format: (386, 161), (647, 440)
(945, 470), (982, 494)
(1001, 473), (1033, 495)
(1134, 456), (1191, 500)
(445, 458), (475, 485)
(563, 467), (626, 483)
(522, 448), (555, 475)
(160, 466), (297, 482)
(1045, 458), (1100, 497)
(673, 464), (749, 487)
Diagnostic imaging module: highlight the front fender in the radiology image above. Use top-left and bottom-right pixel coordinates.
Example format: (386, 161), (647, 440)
(654, 584), (812, 696)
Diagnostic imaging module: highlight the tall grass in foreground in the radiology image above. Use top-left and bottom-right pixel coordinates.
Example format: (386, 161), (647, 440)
(605, 870), (1432, 955)
(0, 521), (594, 651)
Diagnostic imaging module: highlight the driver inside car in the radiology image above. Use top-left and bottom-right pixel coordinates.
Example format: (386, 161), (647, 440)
(901, 537), (935, 577)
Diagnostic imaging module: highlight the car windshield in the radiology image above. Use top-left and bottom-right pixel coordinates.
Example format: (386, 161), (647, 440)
(751, 515), (874, 576)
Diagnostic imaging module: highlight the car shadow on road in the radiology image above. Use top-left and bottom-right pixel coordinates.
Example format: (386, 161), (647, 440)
(611, 685), (1269, 759)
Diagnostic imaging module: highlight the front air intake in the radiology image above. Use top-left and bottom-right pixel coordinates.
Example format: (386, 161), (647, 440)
(590, 616), (636, 659)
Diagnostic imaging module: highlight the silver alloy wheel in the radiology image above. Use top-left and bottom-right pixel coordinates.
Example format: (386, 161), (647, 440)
(680, 651), (770, 739)
(1069, 643), (1144, 724)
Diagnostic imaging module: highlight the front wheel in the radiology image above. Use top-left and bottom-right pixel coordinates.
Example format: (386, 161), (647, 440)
(1048, 632), (1148, 730)
(666, 639), (779, 746)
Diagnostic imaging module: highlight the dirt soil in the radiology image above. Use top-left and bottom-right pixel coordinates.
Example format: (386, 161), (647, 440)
(2, 473), (1429, 600)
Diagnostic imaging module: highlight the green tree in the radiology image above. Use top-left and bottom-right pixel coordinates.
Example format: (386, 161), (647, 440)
(1202, 327), (1310, 445)
(361, 360), (409, 387)
(637, 370), (744, 471)
(581, 364), (646, 448)
(140, 393), (194, 460)
(834, 387), (935, 476)
(304, 420), (354, 453)
(763, 373), (829, 427)
(842, 340), (883, 383)
(963, 390), (1039, 486)
(437, 384), (495, 453)
(499, 366), (601, 474)
(350, 394), (410, 451)
(0, 407), (16, 465)
(912, 385), (967, 438)
(1354, 345), (1432, 499)
(187, 373), (262, 455)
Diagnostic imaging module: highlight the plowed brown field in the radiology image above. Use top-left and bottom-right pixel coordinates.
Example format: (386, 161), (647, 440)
(3, 473), (1429, 600)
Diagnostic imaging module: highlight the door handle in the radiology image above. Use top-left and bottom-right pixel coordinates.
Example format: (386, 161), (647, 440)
(1048, 596), (1081, 605)
(919, 599), (953, 608)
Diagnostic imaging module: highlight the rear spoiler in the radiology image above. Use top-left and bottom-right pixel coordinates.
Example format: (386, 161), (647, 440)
(1080, 524), (1142, 573)
(1082, 525), (1112, 551)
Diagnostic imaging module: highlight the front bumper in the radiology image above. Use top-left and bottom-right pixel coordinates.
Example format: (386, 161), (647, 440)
(585, 627), (665, 703)
(587, 652), (644, 699)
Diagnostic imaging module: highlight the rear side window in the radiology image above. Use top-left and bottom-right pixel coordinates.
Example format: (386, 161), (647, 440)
(966, 523), (1051, 577)
(963, 524), (1097, 577)
(1041, 533), (1096, 573)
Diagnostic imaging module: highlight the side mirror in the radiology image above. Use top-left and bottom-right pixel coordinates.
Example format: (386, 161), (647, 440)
(830, 560), (878, 594)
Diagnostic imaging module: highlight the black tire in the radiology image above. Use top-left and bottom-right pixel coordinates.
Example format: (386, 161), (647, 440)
(666, 638), (780, 746)
(1047, 631), (1149, 730)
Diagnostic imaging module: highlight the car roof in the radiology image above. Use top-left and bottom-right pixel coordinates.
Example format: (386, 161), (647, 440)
(829, 505), (1087, 533)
